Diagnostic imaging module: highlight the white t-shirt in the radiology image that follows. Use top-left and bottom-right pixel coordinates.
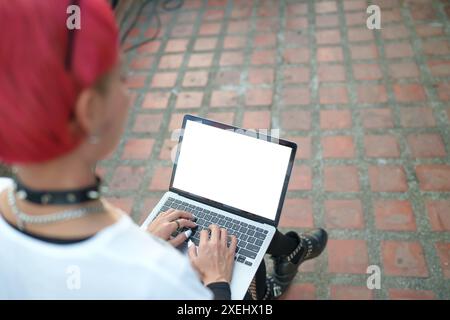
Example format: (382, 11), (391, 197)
(0, 178), (213, 299)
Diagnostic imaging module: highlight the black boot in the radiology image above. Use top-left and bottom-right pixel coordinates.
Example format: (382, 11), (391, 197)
(268, 228), (328, 298)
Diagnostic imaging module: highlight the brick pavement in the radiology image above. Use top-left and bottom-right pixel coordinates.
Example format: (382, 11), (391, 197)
(99, 0), (450, 299)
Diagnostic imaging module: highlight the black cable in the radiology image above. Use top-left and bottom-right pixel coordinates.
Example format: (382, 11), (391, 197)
(122, 0), (184, 53)
(65, 0), (79, 70)
(120, 0), (152, 45)
(161, 0), (183, 11)
(110, 0), (119, 9)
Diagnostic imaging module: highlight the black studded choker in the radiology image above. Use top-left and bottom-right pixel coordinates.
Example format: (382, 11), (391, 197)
(13, 176), (106, 205)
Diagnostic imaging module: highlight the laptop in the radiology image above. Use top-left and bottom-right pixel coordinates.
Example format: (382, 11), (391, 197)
(141, 115), (297, 300)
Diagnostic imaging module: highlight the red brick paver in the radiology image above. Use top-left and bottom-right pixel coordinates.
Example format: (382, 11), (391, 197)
(328, 239), (369, 274)
(382, 241), (429, 278)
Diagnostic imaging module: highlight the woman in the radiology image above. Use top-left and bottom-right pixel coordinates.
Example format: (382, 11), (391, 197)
(0, 0), (327, 299)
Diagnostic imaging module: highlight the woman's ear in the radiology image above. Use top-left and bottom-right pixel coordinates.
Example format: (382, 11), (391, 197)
(68, 88), (102, 139)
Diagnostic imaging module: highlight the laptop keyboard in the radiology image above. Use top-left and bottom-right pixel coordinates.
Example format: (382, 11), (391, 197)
(156, 197), (268, 267)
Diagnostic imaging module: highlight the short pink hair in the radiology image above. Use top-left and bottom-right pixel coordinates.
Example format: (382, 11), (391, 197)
(0, 0), (119, 164)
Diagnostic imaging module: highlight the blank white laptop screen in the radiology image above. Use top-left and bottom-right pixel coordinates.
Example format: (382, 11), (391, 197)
(172, 120), (292, 221)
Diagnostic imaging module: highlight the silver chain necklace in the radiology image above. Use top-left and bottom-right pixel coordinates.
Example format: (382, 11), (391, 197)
(7, 187), (105, 231)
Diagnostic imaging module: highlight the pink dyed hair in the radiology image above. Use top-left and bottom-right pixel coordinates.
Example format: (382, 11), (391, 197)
(0, 0), (119, 164)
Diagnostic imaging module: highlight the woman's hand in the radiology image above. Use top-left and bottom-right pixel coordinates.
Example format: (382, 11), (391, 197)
(147, 209), (197, 247)
(188, 224), (237, 285)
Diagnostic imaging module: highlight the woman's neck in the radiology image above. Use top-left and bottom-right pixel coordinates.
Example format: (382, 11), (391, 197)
(14, 154), (97, 191)
(0, 151), (123, 239)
